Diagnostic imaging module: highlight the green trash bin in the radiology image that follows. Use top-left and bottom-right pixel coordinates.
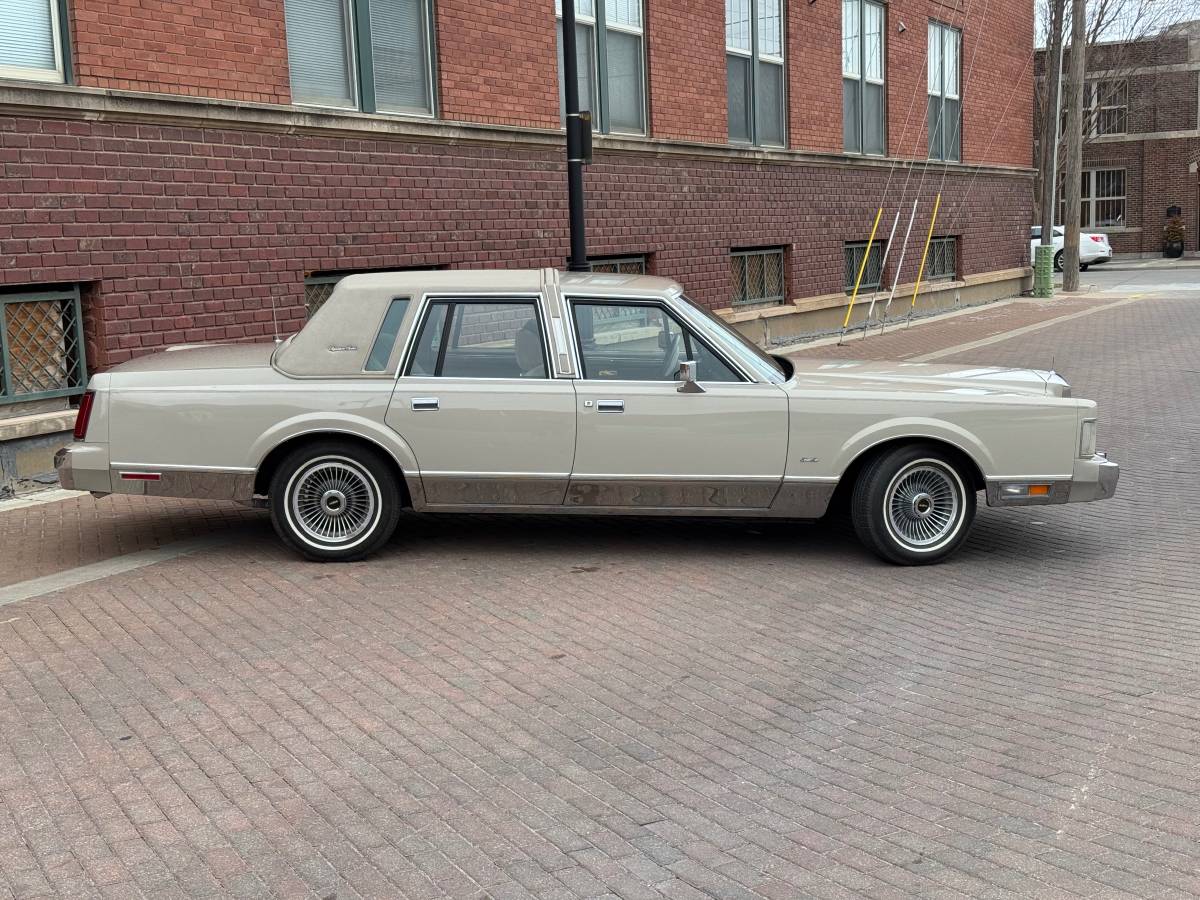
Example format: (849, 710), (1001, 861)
(1033, 243), (1055, 298)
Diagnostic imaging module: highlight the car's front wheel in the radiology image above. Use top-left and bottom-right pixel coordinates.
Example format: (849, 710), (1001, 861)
(851, 444), (976, 565)
(268, 440), (401, 561)
(1053, 250), (1064, 272)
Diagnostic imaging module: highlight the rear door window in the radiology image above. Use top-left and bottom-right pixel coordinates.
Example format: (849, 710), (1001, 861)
(405, 300), (547, 379)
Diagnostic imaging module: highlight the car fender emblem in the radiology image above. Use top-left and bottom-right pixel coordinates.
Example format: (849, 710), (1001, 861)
(796, 457), (820, 463)
(327, 345), (359, 353)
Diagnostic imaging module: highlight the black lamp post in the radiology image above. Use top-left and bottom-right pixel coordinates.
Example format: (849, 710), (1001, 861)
(560, 1), (592, 272)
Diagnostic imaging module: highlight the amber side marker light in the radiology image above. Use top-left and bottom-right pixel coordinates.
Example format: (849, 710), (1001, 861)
(1001, 483), (1052, 498)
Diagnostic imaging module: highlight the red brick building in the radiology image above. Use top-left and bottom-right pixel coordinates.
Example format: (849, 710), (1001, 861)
(0, 0), (1033, 423)
(1036, 22), (1200, 257)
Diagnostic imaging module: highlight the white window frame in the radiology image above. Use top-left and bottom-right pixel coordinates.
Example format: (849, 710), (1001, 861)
(1062, 168), (1127, 229)
(927, 20), (961, 162)
(842, 0), (886, 155)
(1086, 79), (1128, 137)
(726, 0), (787, 147)
(285, 0), (437, 118)
(556, 0), (647, 135)
(0, 0), (67, 84)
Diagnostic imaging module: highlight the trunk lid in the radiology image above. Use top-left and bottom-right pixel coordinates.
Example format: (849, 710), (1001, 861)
(108, 342), (276, 374)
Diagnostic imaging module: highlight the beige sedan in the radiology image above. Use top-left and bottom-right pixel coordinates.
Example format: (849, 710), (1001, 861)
(57, 269), (1118, 565)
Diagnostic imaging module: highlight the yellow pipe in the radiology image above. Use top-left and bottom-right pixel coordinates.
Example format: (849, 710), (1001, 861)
(910, 192), (942, 309)
(842, 206), (884, 330)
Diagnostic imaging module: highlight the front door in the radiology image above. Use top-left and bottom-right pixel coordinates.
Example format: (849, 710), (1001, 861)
(387, 296), (577, 507)
(565, 299), (789, 509)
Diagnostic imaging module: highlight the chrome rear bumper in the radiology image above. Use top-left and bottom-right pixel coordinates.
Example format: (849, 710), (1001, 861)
(55, 445), (113, 494)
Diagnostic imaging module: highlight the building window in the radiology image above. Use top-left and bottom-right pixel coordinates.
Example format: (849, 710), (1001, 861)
(844, 241), (885, 292)
(1062, 169), (1126, 228)
(731, 247), (786, 306)
(0, 285), (87, 405)
(726, 0), (786, 147)
(927, 21), (961, 162)
(556, 0), (646, 135)
(304, 274), (350, 317)
(283, 0), (435, 116)
(926, 237), (958, 282)
(589, 255), (647, 274)
(1, 0), (68, 84)
(843, 0), (885, 155)
(1086, 79), (1127, 136)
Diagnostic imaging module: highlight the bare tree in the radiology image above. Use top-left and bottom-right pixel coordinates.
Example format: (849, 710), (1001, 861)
(1034, 0), (1200, 223)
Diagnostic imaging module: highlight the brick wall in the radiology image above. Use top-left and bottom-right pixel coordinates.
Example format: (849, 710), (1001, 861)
(0, 115), (1030, 369)
(54, 0), (1033, 166)
(436, 0), (560, 129)
(790, 0), (841, 154)
(645, 0), (727, 143)
(70, 0), (291, 103)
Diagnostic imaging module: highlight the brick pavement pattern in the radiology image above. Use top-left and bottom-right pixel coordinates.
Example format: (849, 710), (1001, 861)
(786, 293), (1112, 362)
(0, 295), (1198, 898)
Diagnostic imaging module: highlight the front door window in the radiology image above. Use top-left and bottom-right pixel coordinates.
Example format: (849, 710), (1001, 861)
(572, 302), (741, 383)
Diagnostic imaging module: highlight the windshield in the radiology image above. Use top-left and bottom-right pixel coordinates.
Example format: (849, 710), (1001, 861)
(677, 293), (787, 381)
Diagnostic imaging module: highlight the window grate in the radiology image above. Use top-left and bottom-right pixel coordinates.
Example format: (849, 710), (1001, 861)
(304, 275), (344, 318)
(926, 236), (957, 282)
(844, 241), (886, 292)
(0, 286), (87, 405)
(731, 247), (786, 307)
(589, 255), (648, 275)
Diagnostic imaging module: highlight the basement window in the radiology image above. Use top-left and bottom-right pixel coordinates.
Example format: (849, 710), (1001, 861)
(0, 285), (87, 405)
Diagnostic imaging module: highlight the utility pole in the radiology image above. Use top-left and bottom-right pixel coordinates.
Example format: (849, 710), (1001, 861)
(1033, 0), (1067, 298)
(561, 0), (591, 272)
(1039, 0), (1067, 243)
(1063, 0), (1086, 291)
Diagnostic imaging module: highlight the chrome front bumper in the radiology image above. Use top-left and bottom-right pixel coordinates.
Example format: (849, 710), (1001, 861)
(1067, 453), (1120, 503)
(986, 454), (1119, 507)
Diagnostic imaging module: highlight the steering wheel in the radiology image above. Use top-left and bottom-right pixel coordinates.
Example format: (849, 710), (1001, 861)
(661, 330), (684, 380)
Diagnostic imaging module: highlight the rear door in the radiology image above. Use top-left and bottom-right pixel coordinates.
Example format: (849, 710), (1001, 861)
(387, 295), (577, 507)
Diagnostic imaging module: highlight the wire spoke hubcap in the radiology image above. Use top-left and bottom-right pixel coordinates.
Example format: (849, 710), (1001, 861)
(289, 458), (377, 546)
(885, 462), (962, 549)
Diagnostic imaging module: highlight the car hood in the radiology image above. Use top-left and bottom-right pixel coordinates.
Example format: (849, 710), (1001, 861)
(108, 342), (277, 373)
(784, 359), (1071, 398)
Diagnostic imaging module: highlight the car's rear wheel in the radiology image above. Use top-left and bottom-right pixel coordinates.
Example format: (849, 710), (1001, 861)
(851, 444), (976, 565)
(1080, 262), (1090, 271)
(268, 440), (401, 561)
(1053, 250), (1064, 272)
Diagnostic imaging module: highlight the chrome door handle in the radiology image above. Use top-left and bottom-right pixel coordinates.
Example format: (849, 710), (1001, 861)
(411, 397), (439, 411)
(596, 399), (624, 413)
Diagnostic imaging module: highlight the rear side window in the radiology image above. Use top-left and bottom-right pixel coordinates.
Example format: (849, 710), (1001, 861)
(405, 300), (547, 379)
(363, 298), (410, 372)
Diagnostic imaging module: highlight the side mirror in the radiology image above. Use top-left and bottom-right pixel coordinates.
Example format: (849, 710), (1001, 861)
(677, 360), (705, 393)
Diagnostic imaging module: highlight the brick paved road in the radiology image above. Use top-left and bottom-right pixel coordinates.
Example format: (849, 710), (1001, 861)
(1, 294), (1198, 899)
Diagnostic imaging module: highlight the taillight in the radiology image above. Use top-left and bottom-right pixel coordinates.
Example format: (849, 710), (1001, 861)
(1089, 235), (1105, 243)
(74, 391), (95, 441)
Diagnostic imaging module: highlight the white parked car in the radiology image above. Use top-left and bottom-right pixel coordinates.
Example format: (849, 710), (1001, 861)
(1030, 225), (1112, 272)
(57, 269), (1119, 566)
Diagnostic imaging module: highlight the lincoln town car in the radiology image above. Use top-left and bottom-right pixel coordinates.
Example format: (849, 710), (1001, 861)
(56, 269), (1119, 565)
